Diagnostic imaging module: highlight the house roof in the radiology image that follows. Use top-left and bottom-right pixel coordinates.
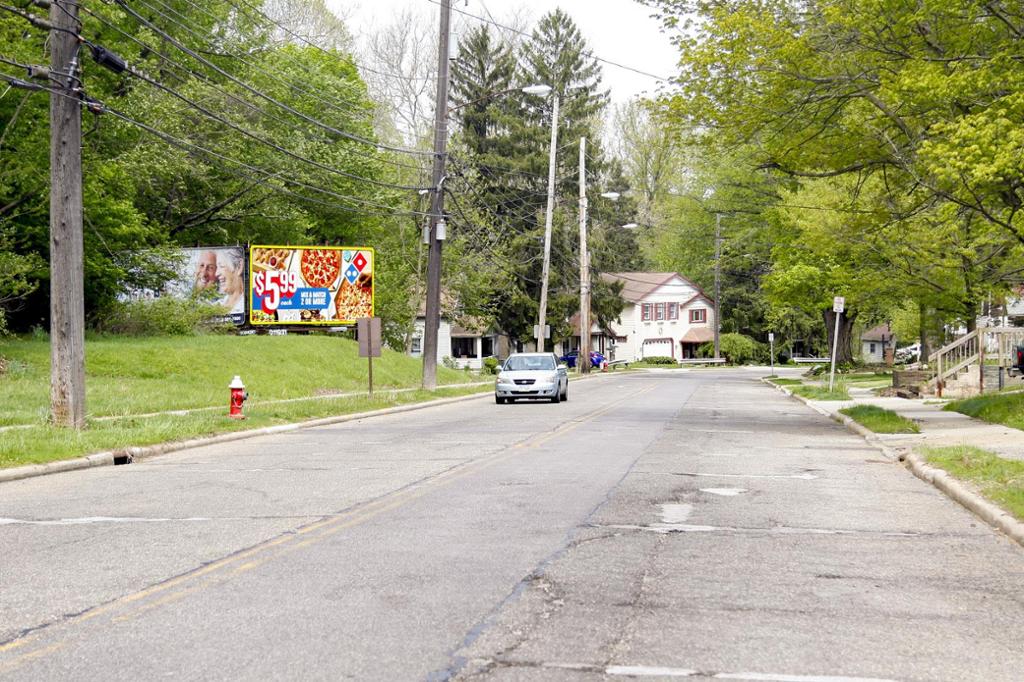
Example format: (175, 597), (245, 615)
(681, 327), (715, 343)
(567, 312), (605, 336)
(861, 324), (893, 342)
(601, 272), (713, 304)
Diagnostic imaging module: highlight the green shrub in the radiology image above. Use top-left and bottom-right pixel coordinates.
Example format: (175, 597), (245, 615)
(640, 355), (677, 365)
(698, 333), (765, 364)
(441, 355), (458, 370)
(482, 356), (500, 375)
(96, 296), (231, 336)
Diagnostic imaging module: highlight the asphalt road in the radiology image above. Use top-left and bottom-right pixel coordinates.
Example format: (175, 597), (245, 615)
(1, 369), (1022, 681)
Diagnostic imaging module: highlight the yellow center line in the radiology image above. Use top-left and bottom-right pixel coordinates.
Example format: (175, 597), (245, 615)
(0, 378), (661, 668)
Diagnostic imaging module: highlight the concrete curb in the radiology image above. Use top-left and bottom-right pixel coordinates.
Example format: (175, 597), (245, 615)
(760, 377), (1024, 548)
(0, 369), (623, 486)
(760, 377), (900, 459)
(904, 452), (1024, 548)
(0, 389), (493, 485)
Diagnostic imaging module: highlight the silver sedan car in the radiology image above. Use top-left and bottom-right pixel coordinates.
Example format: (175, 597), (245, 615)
(494, 353), (569, 404)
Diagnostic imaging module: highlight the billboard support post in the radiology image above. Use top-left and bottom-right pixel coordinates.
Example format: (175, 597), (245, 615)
(358, 317), (382, 398)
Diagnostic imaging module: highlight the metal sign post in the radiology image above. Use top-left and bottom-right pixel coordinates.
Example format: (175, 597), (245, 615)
(768, 332), (775, 377)
(358, 317), (382, 398)
(829, 297), (844, 392)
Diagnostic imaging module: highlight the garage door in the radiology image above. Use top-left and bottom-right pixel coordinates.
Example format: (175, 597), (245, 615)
(641, 338), (673, 359)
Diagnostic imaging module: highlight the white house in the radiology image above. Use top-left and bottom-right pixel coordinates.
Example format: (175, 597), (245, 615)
(860, 323), (895, 364)
(409, 315), (503, 370)
(600, 272), (717, 362)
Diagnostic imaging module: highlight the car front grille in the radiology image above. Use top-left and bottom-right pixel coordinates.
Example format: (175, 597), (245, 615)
(513, 379), (535, 386)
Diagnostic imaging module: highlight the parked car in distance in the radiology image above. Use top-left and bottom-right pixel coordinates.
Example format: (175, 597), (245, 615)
(895, 343), (921, 364)
(559, 349), (605, 369)
(495, 353), (569, 404)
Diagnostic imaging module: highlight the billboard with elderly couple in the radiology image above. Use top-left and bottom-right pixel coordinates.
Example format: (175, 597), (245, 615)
(121, 246), (246, 325)
(249, 245), (374, 326)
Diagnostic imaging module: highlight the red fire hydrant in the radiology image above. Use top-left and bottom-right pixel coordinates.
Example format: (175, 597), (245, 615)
(229, 375), (248, 419)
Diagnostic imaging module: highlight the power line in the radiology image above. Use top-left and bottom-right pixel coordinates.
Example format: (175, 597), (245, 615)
(224, 0), (435, 85)
(137, 0), (384, 115)
(76, 4), (432, 177)
(100, 45), (431, 192)
(427, 0), (672, 82)
(111, 0), (435, 158)
(0, 69), (430, 218)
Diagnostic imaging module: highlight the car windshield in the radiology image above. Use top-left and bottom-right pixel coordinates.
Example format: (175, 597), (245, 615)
(505, 355), (556, 371)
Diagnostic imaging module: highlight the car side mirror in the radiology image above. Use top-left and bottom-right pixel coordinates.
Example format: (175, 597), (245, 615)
(558, 364), (568, 371)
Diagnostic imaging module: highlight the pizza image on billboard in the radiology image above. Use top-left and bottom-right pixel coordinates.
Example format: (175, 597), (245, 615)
(249, 245), (374, 325)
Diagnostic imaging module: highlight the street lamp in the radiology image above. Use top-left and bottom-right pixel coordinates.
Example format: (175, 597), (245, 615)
(423, 77), (550, 388)
(448, 84), (551, 113)
(536, 91), (560, 352)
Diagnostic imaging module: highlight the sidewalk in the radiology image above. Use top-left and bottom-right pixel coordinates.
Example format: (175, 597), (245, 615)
(798, 386), (1024, 461)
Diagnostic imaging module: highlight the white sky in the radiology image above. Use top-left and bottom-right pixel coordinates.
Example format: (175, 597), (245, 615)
(326, 0), (681, 104)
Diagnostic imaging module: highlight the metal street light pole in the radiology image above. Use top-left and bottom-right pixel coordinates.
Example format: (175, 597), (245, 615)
(421, 0), (451, 390)
(536, 93), (560, 352)
(714, 212), (722, 360)
(578, 136), (590, 374)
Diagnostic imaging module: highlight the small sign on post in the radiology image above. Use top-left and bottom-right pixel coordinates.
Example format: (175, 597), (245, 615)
(768, 332), (775, 377)
(357, 317), (382, 397)
(829, 297), (845, 391)
(533, 324), (551, 339)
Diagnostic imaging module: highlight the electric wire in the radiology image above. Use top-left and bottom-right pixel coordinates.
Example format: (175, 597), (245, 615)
(111, 0), (435, 158)
(0, 69), (430, 218)
(76, 3), (433, 177)
(104, 49), (432, 192)
(425, 0), (672, 82)
(137, 0), (390, 116)
(224, 0), (435, 84)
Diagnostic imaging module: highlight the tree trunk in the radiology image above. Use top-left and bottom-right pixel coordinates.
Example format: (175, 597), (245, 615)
(823, 309), (856, 365)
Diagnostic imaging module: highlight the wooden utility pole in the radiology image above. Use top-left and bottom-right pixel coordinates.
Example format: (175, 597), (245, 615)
(49, 1), (86, 428)
(536, 94), (560, 353)
(578, 137), (590, 374)
(421, 0), (451, 390)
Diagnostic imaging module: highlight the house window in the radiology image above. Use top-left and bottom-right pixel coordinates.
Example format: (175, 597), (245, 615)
(667, 303), (678, 320)
(411, 336), (422, 353)
(870, 342), (877, 354)
(481, 337), (494, 357)
(452, 337), (477, 358)
(655, 303), (665, 321)
(689, 308), (707, 323)
(642, 303), (652, 321)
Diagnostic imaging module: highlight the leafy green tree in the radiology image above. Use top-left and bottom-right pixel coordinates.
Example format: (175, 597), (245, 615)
(645, 0), (1024, 352)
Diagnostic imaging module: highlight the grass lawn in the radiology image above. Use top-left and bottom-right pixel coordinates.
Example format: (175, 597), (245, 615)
(922, 446), (1024, 522)
(791, 383), (850, 400)
(944, 391), (1024, 431)
(0, 334), (486, 468)
(767, 378), (802, 386)
(839, 404), (920, 433)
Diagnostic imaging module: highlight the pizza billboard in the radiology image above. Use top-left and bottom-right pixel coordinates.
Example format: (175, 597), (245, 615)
(249, 246), (374, 325)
